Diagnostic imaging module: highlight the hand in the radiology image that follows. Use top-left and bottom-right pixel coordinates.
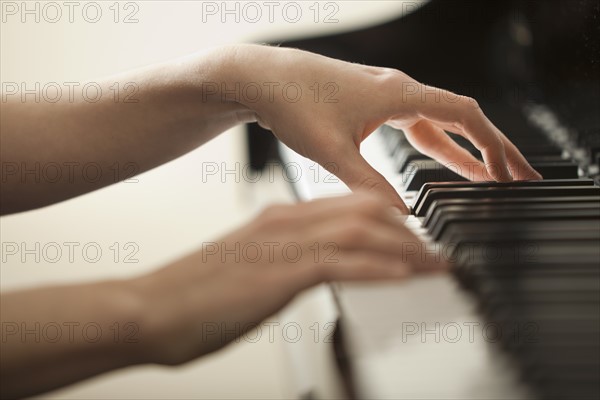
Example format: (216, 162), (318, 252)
(232, 45), (542, 213)
(131, 193), (448, 365)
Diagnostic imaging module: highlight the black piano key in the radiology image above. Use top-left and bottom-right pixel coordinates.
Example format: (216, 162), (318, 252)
(478, 280), (600, 304)
(412, 179), (595, 215)
(422, 196), (600, 229)
(402, 160), (467, 191)
(477, 273), (600, 295)
(383, 115), (599, 395)
(529, 161), (579, 179)
(517, 144), (564, 158)
(425, 200), (600, 232)
(480, 289), (600, 315)
(390, 137), (567, 179)
(485, 302), (599, 323)
(526, 155), (568, 162)
(428, 207), (600, 242)
(459, 257), (600, 277)
(484, 303), (600, 329)
(453, 240), (600, 269)
(520, 355), (600, 378)
(413, 181), (598, 217)
(482, 289), (600, 307)
(439, 219), (600, 245)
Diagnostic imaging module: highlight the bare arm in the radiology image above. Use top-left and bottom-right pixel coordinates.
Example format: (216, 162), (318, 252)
(0, 44), (540, 215)
(0, 280), (146, 398)
(0, 47), (255, 215)
(1, 193), (447, 398)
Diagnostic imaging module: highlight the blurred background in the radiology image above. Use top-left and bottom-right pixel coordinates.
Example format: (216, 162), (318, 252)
(0, 1), (421, 398)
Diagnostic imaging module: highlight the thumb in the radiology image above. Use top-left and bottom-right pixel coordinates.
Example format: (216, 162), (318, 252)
(329, 145), (409, 214)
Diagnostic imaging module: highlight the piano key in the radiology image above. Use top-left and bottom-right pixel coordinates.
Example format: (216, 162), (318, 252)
(413, 186), (600, 217)
(422, 196), (600, 229)
(438, 219), (600, 245)
(477, 275), (600, 296)
(393, 140), (565, 174)
(449, 132), (562, 158)
(281, 124), (600, 400)
(459, 259), (600, 278)
(428, 207), (600, 242)
(412, 179), (595, 215)
(453, 241), (600, 270)
(402, 160), (467, 191)
(396, 155), (578, 181)
(511, 144), (564, 158)
(529, 160), (579, 179)
(480, 289), (600, 307)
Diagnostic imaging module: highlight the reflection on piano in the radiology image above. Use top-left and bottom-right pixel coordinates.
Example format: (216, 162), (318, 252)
(248, 1), (600, 398)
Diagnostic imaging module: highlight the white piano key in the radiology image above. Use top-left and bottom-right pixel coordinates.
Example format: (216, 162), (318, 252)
(278, 127), (534, 399)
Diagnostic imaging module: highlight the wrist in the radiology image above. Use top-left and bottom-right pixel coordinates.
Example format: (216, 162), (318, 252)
(97, 279), (152, 366)
(125, 273), (168, 364)
(202, 44), (288, 111)
(127, 265), (202, 366)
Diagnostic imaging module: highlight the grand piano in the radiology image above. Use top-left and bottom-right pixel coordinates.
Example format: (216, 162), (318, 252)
(246, 1), (600, 399)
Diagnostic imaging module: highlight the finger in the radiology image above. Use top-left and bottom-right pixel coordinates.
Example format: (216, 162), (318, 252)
(403, 120), (489, 181)
(331, 144), (409, 214)
(318, 251), (412, 282)
(291, 192), (408, 228)
(498, 134), (543, 180)
(258, 194), (403, 234)
(405, 120), (542, 180)
(300, 246), (450, 287)
(409, 86), (514, 182)
(431, 117), (542, 181)
(307, 213), (450, 271)
(284, 243), (415, 294)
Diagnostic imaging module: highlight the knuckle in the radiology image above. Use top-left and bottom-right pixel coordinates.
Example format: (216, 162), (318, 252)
(369, 66), (401, 79)
(483, 133), (505, 154)
(338, 218), (370, 245)
(352, 178), (393, 210)
(355, 175), (386, 192)
(377, 68), (406, 85)
(460, 96), (481, 111)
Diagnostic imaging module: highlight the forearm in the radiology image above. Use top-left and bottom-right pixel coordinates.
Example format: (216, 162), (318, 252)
(0, 280), (147, 398)
(0, 46), (256, 215)
(0, 192), (450, 398)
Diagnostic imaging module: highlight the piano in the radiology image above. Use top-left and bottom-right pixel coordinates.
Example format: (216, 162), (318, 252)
(248, 1), (600, 399)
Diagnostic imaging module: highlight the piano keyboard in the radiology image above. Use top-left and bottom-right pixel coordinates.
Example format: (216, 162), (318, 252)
(278, 106), (600, 399)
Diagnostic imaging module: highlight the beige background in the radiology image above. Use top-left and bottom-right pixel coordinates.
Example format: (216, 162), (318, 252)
(1, 1), (422, 398)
